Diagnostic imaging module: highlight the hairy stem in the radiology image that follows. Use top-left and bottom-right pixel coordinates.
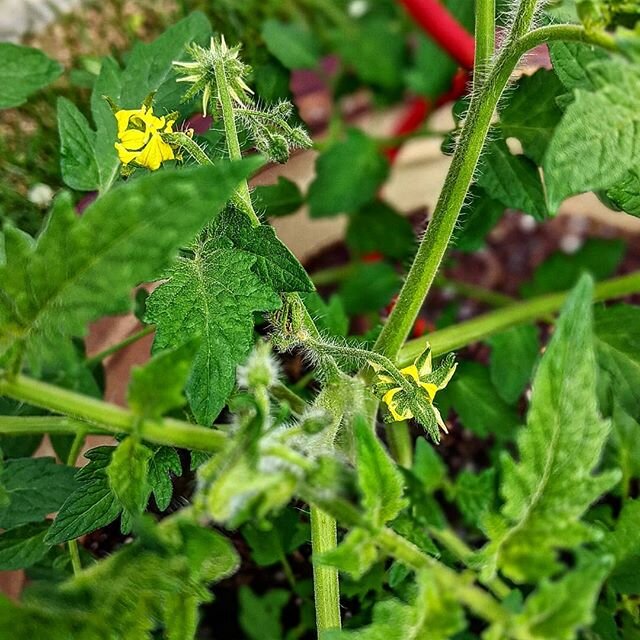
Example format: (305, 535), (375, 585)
(310, 507), (342, 634)
(399, 270), (640, 366)
(0, 375), (227, 452)
(475, 0), (496, 75)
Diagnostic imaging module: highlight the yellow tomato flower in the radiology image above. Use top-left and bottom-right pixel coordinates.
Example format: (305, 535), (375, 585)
(114, 105), (175, 171)
(371, 344), (457, 439)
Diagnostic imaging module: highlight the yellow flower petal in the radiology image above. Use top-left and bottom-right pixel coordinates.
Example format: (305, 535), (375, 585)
(134, 133), (175, 171)
(115, 108), (145, 136)
(382, 387), (412, 422)
(119, 128), (149, 151)
(115, 142), (141, 165)
(399, 365), (420, 384)
(419, 381), (438, 401)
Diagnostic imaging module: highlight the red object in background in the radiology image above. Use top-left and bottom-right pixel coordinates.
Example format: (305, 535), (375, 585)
(399, 0), (475, 69)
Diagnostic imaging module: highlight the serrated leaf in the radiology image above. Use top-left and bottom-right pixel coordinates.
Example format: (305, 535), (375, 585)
(308, 129), (389, 217)
(0, 522), (50, 570)
(477, 138), (548, 219)
(441, 361), (519, 438)
(254, 176), (304, 217)
(217, 206), (313, 293)
(549, 40), (609, 90)
(354, 416), (405, 527)
(45, 446), (122, 545)
(606, 168), (640, 217)
(261, 19), (321, 70)
(346, 200), (415, 260)
(119, 12), (211, 109)
(0, 161), (258, 362)
(107, 437), (153, 517)
(481, 277), (620, 582)
(453, 468), (496, 529)
(489, 325), (539, 404)
(0, 457), (77, 529)
(128, 340), (199, 419)
(499, 68), (564, 164)
(544, 59), (640, 211)
(513, 554), (613, 640)
(600, 499), (640, 594)
(57, 97), (100, 191)
(319, 528), (379, 579)
(148, 447), (182, 512)
(145, 239), (281, 425)
(0, 43), (62, 109)
(608, 403), (640, 496)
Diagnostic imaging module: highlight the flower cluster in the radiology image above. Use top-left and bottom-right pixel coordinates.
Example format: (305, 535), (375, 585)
(371, 344), (456, 441)
(114, 105), (176, 171)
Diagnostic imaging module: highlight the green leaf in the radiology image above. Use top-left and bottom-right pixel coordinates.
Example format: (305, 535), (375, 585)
(128, 340), (199, 419)
(217, 206), (313, 293)
(0, 161), (258, 363)
(107, 437), (153, 517)
(453, 188), (504, 251)
(0, 457), (77, 529)
(406, 33), (457, 99)
(520, 238), (625, 298)
(453, 468), (496, 529)
(57, 97), (100, 191)
(442, 361), (519, 438)
(549, 40), (608, 90)
(308, 129), (389, 217)
(254, 177), (304, 217)
(513, 554), (613, 640)
(606, 168), (640, 217)
(261, 19), (320, 70)
(300, 292), (348, 337)
(600, 499), (640, 594)
(338, 262), (400, 315)
(608, 403), (640, 496)
(411, 438), (446, 493)
(354, 415), (405, 527)
(319, 528), (379, 580)
(594, 304), (640, 415)
(477, 138), (548, 219)
(324, 571), (465, 640)
(45, 447), (122, 545)
(148, 447), (182, 512)
(119, 12), (211, 108)
(0, 43), (62, 109)
(144, 239), (281, 425)
(346, 200), (415, 260)
(544, 59), (640, 211)
(239, 586), (289, 640)
(499, 68), (565, 164)
(489, 325), (539, 404)
(0, 522), (50, 570)
(481, 277), (620, 582)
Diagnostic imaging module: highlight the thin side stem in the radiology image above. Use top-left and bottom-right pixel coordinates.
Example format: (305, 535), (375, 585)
(84, 325), (154, 367)
(0, 375), (228, 453)
(310, 506), (341, 634)
(386, 420), (413, 468)
(212, 55), (259, 223)
(67, 428), (87, 576)
(398, 270), (640, 366)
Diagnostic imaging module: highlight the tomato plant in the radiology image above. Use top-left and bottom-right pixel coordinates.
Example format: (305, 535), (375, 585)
(0, 0), (639, 638)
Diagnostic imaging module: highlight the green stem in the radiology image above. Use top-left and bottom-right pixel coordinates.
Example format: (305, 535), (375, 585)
(0, 416), (107, 435)
(435, 276), (514, 308)
(371, 11), (617, 365)
(386, 421), (413, 468)
(0, 375), (228, 453)
(310, 506), (341, 634)
(474, 0), (496, 75)
(399, 270), (640, 366)
(84, 325), (155, 367)
(212, 54), (259, 223)
(271, 382), (309, 414)
(66, 428), (87, 576)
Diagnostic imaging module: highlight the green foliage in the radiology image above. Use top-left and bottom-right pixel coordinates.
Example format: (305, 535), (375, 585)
(478, 138), (548, 219)
(339, 262), (401, 315)
(0, 43), (62, 109)
(45, 447), (122, 545)
(481, 277), (620, 582)
(107, 437), (153, 518)
(254, 177), (304, 217)
(452, 468), (496, 529)
(308, 130), (389, 217)
(0, 457), (77, 529)
(489, 325), (539, 405)
(239, 586), (290, 640)
(261, 19), (321, 70)
(544, 59), (640, 210)
(0, 162), (257, 368)
(148, 447), (182, 512)
(128, 340), (199, 419)
(0, 521), (50, 571)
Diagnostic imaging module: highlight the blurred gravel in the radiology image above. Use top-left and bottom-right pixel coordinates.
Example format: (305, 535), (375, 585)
(0, 0), (81, 41)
